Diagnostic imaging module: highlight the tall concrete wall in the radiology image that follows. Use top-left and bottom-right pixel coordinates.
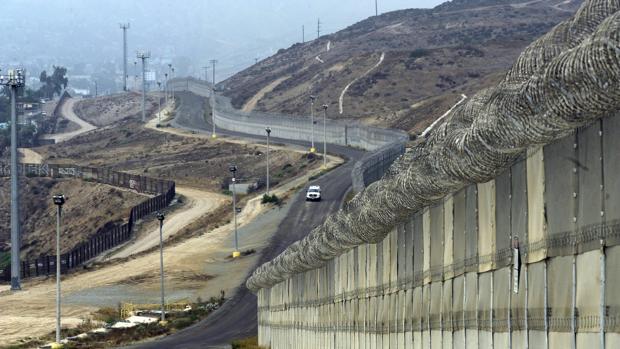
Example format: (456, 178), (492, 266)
(256, 114), (620, 348)
(168, 77), (409, 189)
(169, 77), (408, 151)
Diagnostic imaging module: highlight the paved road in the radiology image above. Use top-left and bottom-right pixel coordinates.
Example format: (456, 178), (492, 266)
(129, 91), (363, 348)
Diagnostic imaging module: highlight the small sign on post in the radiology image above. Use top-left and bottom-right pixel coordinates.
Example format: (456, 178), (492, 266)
(512, 237), (520, 294)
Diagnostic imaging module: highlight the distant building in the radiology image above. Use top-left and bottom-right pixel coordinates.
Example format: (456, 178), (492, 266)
(0, 122), (8, 130)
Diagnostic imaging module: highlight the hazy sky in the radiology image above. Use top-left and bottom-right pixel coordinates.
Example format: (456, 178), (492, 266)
(2, 0), (445, 84)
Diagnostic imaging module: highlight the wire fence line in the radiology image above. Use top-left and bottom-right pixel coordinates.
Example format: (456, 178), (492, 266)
(0, 163), (175, 281)
(168, 77), (409, 191)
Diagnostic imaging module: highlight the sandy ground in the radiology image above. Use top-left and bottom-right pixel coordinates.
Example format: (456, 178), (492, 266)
(42, 98), (97, 143)
(242, 76), (290, 112)
(0, 105), (344, 343)
(111, 187), (228, 259)
(18, 148), (43, 164)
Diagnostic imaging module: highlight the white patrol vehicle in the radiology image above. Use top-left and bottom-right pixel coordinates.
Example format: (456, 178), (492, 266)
(305, 185), (321, 201)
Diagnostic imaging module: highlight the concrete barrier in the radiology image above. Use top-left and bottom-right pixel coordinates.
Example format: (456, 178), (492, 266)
(168, 78), (409, 189)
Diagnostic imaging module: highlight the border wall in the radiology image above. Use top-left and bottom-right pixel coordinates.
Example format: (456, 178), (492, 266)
(168, 77), (409, 189)
(0, 163), (175, 281)
(255, 113), (620, 348)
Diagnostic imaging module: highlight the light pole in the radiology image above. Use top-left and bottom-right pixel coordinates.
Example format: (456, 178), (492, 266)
(157, 81), (162, 123)
(322, 104), (328, 169)
(52, 194), (66, 344)
(309, 95), (316, 153)
(137, 51), (151, 122)
(229, 165), (240, 258)
(171, 67), (175, 102)
(133, 61), (138, 91)
(156, 212), (166, 322)
(265, 127), (271, 196)
(120, 23), (130, 91)
(1, 69), (25, 291)
(210, 59), (218, 139)
(164, 73), (169, 105)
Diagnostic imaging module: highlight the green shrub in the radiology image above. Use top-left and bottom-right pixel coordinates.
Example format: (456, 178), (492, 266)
(261, 194), (280, 204)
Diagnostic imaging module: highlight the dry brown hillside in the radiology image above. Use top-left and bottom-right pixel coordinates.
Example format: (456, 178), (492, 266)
(73, 92), (160, 127)
(0, 177), (146, 259)
(220, 0), (582, 134)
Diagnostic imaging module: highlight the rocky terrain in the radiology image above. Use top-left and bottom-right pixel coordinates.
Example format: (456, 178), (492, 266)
(73, 92), (160, 127)
(220, 0), (582, 134)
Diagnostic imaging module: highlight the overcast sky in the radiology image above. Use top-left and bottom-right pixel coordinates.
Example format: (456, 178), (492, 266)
(2, 0), (445, 83)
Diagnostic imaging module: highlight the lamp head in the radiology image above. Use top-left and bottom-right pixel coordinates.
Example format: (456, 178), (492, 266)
(265, 127), (271, 135)
(228, 164), (237, 173)
(53, 194), (66, 206)
(156, 212), (165, 221)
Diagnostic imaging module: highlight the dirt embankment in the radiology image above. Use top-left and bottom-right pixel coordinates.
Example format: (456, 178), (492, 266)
(40, 120), (321, 193)
(0, 177), (147, 260)
(73, 93), (160, 127)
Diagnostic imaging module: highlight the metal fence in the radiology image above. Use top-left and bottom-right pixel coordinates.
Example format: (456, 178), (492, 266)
(0, 163), (175, 281)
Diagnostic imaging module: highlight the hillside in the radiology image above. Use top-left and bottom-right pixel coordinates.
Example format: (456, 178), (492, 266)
(0, 177), (146, 260)
(220, 0), (582, 134)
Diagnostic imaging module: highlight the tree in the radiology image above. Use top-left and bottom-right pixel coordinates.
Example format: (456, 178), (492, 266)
(38, 66), (69, 98)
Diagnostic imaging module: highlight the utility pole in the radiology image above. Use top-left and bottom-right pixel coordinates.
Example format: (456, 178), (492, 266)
(229, 165), (240, 258)
(302, 25), (305, 43)
(265, 127), (271, 196)
(202, 66), (209, 83)
(317, 19), (321, 39)
(375, 0), (378, 16)
(120, 23), (130, 91)
(137, 51), (150, 122)
(309, 95), (316, 153)
(52, 194), (66, 344)
(1, 69), (25, 291)
(156, 213), (166, 322)
(210, 59), (218, 139)
(322, 104), (328, 169)
(94, 81), (98, 97)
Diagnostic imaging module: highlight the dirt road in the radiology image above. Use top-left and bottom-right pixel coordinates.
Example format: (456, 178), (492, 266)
(18, 148), (43, 164)
(43, 98), (97, 143)
(111, 187), (228, 259)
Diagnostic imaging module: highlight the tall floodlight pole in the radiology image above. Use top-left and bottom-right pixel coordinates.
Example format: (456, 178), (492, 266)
(309, 95), (316, 153)
(120, 23), (130, 91)
(1, 69), (25, 291)
(229, 165), (240, 258)
(265, 127), (271, 196)
(157, 81), (162, 123)
(156, 212), (166, 322)
(52, 194), (66, 344)
(302, 25), (305, 43)
(322, 104), (328, 169)
(375, 0), (378, 16)
(137, 51), (151, 122)
(210, 59), (218, 139)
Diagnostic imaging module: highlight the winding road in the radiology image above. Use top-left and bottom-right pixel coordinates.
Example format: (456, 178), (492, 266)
(128, 91), (364, 348)
(42, 98), (97, 143)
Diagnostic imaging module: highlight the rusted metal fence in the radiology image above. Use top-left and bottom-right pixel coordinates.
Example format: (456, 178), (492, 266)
(0, 163), (175, 281)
